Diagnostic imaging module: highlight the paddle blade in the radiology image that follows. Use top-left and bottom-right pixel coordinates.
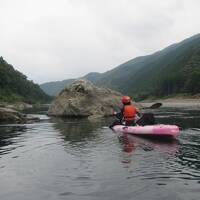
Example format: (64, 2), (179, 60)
(149, 103), (162, 109)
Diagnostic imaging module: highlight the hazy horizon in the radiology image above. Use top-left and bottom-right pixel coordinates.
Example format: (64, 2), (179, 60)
(1, 0), (200, 84)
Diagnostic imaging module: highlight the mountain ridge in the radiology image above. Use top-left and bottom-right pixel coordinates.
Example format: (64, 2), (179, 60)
(40, 33), (200, 99)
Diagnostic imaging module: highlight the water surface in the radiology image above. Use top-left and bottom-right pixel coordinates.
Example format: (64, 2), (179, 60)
(0, 107), (200, 200)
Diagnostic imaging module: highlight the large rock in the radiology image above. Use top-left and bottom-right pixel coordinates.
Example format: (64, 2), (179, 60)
(0, 107), (26, 123)
(48, 79), (122, 118)
(0, 107), (40, 124)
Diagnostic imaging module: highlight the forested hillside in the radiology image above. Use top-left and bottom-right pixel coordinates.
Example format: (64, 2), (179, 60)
(40, 34), (200, 99)
(95, 34), (200, 99)
(0, 57), (51, 103)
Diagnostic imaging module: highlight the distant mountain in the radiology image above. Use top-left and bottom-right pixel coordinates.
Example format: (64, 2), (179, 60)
(40, 79), (75, 96)
(95, 34), (200, 98)
(83, 72), (102, 83)
(40, 34), (200, 99)
(40, 72), (101, 96)
(0, 57), (51, 103)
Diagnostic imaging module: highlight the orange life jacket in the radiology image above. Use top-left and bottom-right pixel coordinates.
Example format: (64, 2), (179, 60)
(123, 105), (137, 121)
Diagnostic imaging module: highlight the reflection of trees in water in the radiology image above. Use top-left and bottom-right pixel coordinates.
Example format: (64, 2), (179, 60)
(155, 108), (200, 129)
(158, 116), (200, 129)
(0, 126), (27, 155)
(51, 117), (111, 144)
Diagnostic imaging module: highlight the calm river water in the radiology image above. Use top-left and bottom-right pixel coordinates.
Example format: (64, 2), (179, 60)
(0, 106), (200, 200)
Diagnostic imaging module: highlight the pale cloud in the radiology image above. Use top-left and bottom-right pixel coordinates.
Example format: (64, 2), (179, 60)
(0, 0), (200, 83)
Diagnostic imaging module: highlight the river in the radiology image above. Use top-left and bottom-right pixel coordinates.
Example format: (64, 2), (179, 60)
(0, 106), (200, 200)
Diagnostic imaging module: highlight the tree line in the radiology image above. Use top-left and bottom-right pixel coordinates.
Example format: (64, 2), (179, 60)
(0, 57), (51, 103)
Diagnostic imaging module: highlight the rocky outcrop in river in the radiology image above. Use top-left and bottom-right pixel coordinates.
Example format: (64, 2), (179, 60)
(0, 107), (40, 124)
(48, 79), (122, 118)
(0, 107), (25, 123)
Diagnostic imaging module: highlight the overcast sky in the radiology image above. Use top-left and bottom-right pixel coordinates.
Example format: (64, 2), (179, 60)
(0, 0), (200, 84)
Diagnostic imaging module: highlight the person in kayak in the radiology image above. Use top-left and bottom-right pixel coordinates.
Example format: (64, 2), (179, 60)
(114, 96), (140, 126)
(109, 96), (156, 129)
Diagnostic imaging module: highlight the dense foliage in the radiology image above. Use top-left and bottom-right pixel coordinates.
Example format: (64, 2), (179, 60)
(0, 57), (51, 103)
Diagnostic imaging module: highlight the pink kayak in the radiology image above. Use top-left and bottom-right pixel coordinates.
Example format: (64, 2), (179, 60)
(112, 124), (180, 138)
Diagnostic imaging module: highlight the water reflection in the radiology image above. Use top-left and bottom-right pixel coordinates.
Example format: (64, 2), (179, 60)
(118, 133), (179, 168)
(119, 134), (135, 153)
(50, 117), (114, 158)
(0, 107), (200, 200)
(51, 117), (109, 143)
(119, 134), (179, 152)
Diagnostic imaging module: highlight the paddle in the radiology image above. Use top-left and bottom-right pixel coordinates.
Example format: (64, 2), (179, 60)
(135, 103), (162, 126)
(137, 102), (162, 110)
(148, 102), (162, 109)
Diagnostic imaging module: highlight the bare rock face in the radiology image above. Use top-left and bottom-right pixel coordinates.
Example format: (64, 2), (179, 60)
(48, 79), (122, 118)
